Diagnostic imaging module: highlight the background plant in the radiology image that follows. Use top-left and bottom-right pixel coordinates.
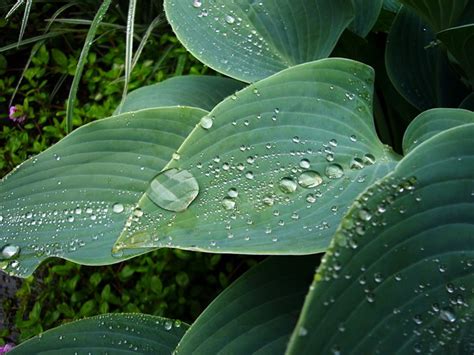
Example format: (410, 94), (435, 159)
(1, 0), (473, 354)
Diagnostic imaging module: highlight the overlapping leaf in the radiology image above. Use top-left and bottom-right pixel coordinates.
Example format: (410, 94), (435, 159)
(114, 58), (399, 256)
(0, 107), (205, 277)
(9, 314), (188, 354)
(386, 6), (468, 110)
(164, 0), (354, 82)
(176, 256), (318, 354)
(402, 108), (474, 154)
(349, 0), (383, 38)
(115, 75), (246, 114)
(287, 123), (474, 354)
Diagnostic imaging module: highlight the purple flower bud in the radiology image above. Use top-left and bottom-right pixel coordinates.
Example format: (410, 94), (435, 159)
(0, 343), (15, 354)
(8, 105), (26, 124)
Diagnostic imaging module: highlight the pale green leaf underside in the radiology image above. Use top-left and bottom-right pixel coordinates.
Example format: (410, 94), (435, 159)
(349, 0), (383, 38)
(385, 6), (467, 111)
(402, 108), (474, 154)
(164, 0), (354, 82)
(176, 256), (317, 354)
(438, 24), (474, 86)
(0, 107), (206, 277)
(287, 124), (474, 354)
(114, 58), (398, 256)
(115, 75), (246, 114)
(9, 313), (188, 354)
(401, 0), (472, 32)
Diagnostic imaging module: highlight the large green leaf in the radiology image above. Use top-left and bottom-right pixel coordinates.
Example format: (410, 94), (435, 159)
(113, 58), (399, 256)
(0, 107), (205, 277)
(402, 108), (474, 154)
(286, 123), (474, 354)
(438, 24), (474, 87)
(349, 0), (384, 38)
(175, 256), (317, 354)
(164, 0), (354, 82)
(386, 6), (468, 110)
(115, 75), (246, 114)
(383, 0), (401, 12)
(400, 0), (473, 31)
(9, 313), (188, 354)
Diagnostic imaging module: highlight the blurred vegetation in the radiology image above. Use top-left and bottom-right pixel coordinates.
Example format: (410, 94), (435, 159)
(0, 1), (257, 345)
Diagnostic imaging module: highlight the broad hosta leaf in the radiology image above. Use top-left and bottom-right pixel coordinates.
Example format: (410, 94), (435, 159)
(175, 256), (318, 354)
(386, 6), (468, 110)
(114, 58), (398, 256)
(9, 313), (188, 354)
(349, 0), (383, 38)
(383, 0), (401, 12)
(164, 0), (354, 82)
(460, 92), (474, 110)
(0, 107), (205, 277)
(400, 0), (473, 32)
(438, 24), (474, 86)
(402, 108), (474, 154)
(115, 75), (246, 114)
(287, 124), (474, 354)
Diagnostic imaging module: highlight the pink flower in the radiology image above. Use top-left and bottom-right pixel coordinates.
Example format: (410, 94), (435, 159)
(0, 343), (14, 354)
(8, 105), (26, 124)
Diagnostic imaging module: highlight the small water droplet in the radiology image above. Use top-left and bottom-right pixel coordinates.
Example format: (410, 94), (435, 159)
(164, 320), (173, 331)
(325, 164), (344, 179)
(306, 194), (316, 203)
(192, 0), (202, 8)
(350, 157), (364, 170)
(350, 135), (357, 142)
(358, 208), (372, 221)
(363, 153), (376, 165)
(227, 188), (238, 198)
(439, 308), (456, 323)
(225, 14), (235, 24)
(299, 159), (310, 169)
(279, 177), (297, 193)
(222, 197), (236, 210)
(298, 171), (323, 188)
(245, 171), (254, 180)
(329, 139), (338, 147)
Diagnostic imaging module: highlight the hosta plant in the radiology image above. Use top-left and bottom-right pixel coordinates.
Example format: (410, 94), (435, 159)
(2, 0), (474, 353)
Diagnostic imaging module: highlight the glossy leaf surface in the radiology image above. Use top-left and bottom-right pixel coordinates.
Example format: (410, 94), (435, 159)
(287, 124), (474, 354)
(349, 0), (383, 37)
(164, 0), (354, 82)
(114, 59), (398, 256)
(176, 256), (318, 354)
(9, 314), (188, 354)
(0, 107), (205, 277)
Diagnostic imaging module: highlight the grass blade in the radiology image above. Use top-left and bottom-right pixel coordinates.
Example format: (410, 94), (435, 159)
(0, 30), (80, 53)
(116, 0), (137, 115)
(5, 0), (24, 18)
(131, 14), (164, 70)
(65, 0), (112, 133)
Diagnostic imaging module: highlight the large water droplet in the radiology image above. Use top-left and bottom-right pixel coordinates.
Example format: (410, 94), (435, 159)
(225, 15), (235, 24)
(227, 188), (238, 198)
(439, 308), (456, 323)
(112, 203), (125, 214)
(146, 168), (199, 212)
(200, 116), (213, 129)
(299, 159), (310, 169)
(192, 0), (202, 8)
(298, 171), (323, 188)
(222, 197), (236, 210)
(279, 177), (297, 193)
(1, 245), (20, 260)
(325, 164), (344, 179)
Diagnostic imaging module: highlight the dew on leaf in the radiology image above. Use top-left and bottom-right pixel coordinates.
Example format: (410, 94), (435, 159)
(222, 197), (236, 210)
(299, 159), (310, 169)
(325, 164), (344, 179)
(279, 177), (297, 193)
(146, 168), (199, 212)
(112, 203), (125, 214)
(200, 115), (213, 129)
(1, 245), (20, 260)
(298, 171), (323, 188)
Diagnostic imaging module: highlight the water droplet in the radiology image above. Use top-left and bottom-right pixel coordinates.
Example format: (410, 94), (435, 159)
(279, 177), (297, 193)
(200, 116), (213, 129)
(164, 321), (173, 331)
(222, 197), (236, 210)
(1, 245), (20, 260)
(325, 164), (344, 179)
(350, 135), (357, 142)
(306, 194), (316, 203)
(225, 14), (235, 24)
(298, 171), (323, 188)
(227, 188), (238, 198)
(292, 136), (300, 143)
(146, 168), (199, 212)
(299, 159), (310, 169)
(298, 327), (308, 336)
(172, 152), (181, 160)
(329, 139), (338, 147)
(245, 171), (254, 180)
(192, 0), (202, 8)
(363, 153), (376, 165)
(112, 203), (125, 214)
(263, 195), (274, 206)
(358, 209), (372, 221)
(439, 308), (456, 323)
(350, 157), (364, 170)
